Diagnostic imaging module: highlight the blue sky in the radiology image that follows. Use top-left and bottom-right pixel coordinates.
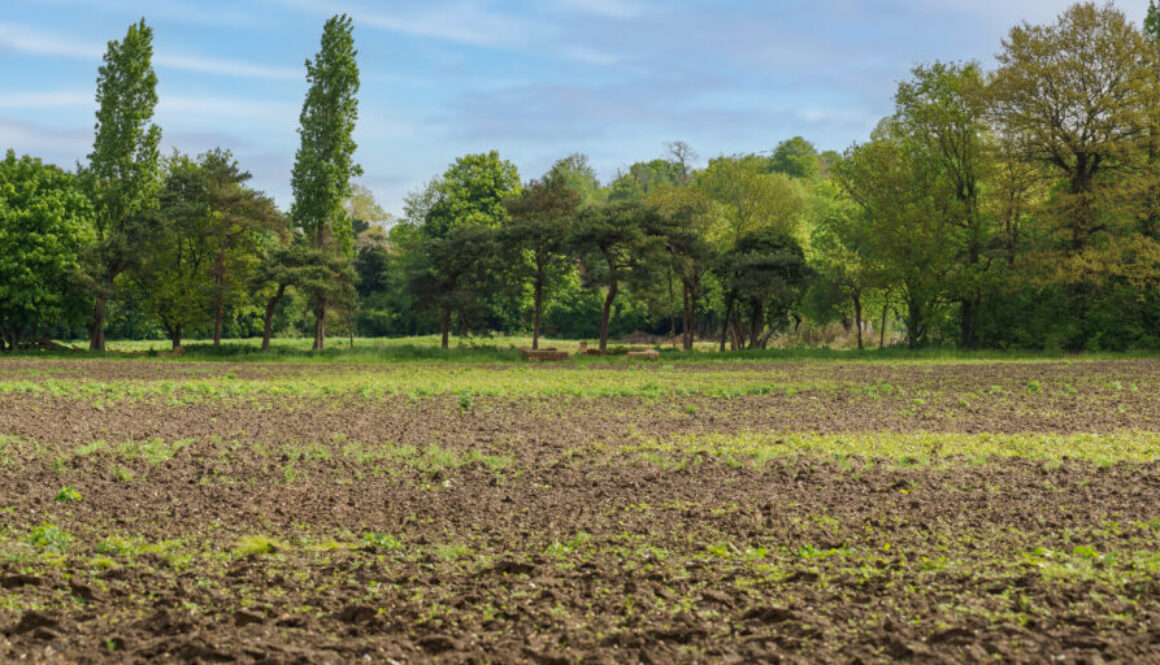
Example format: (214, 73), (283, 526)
(0, 0), (1151, 217)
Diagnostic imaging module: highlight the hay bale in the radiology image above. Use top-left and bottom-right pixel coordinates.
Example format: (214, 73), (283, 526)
(627, 349), (660, 361)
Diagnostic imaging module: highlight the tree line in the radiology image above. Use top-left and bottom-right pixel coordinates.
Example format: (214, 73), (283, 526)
(3, 2), (1160, 353)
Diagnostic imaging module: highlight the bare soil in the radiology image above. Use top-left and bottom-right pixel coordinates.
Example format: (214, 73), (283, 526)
(1, 358), (1159, 663)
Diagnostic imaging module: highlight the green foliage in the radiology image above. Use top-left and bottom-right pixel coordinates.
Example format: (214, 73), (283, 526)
(0, 151), (94, 348)
(232, 534), (287, 557)
(420, 151), (521, 238)
(291, 14), (361, 252)
(362, 532), (403, 551)
(26, 524), (73, 553)
(53, 485), (83, 503)
(87, 18), (162, 241)
(768, 136), (821, 180)
(719, 227), (811, 349)
(608, 159), (685, 202)
(83, 18), (162, 351)
(290, 14), (361, 351)
(572, 200), (665, 351)
(504, 168), (581, 347)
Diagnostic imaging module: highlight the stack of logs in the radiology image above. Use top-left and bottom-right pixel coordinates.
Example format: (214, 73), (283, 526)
(518, 347), (570, 362)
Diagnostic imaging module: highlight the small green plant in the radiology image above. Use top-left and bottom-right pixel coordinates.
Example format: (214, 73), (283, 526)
(435, 542), (472, 560)
(111, 465), (135, 483)
(362, 532), (403, 551)
(27, 524), (73, 552)
(54, 485), (82, 502)
(683, 404), (699, 415)
(1027, 381), (1042, 394)
(458, 389), (474, 412)
(232, 535), (286, 557)
(96, 536), (143, 556)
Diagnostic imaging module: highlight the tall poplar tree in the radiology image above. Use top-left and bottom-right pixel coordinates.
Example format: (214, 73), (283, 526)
(291, 14), (361, 350)
(85, 18), (161, 351)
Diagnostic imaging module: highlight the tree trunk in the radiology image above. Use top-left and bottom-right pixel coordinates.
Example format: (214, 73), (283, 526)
(682, 284), (694, 351)
(959, 298), (974, 349)
(213, 250), (226, 346)
(667, 268), (677, 349)
(749, 299), (763, 350)
(261, 284), (286, 352)
(853, 292), (864, 351)
(719, 297), (733, 352)
(170, 324), (182, 351)
(879, 301), (888, 350)
(906, 298), (923, 350)
(90, 291), (108, 351)
(729, 311), (743, 350)
(532, 274), (544, 350)
(599, 282), (618, 353)
(313, 297), (327, 351)
(441, 305), (452, 349)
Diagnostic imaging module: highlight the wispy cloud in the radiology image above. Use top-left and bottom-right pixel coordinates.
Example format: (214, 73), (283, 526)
(555, 0), (649, 20)
(0, 24), (102, 59)
(0, 88), (299, 120)
(0, 90), (93, 109)
(158, 96), (300, 121)
(0, 117), (91, 157)
(154, 53), (299, 80)
(270, 0), (536, 48)
(12, 0), (266, 28)
(0, 23), (299, 79)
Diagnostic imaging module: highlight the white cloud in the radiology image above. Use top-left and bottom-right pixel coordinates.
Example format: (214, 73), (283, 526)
(0, 24), (102, 59)
(154, 53), (299, 80)
(555, 0), (648, 20)
(158, 95), (300, 121)
(0, 89), (299, 123)
(270, 0), (536, 48)
(0, 23), (299, 80)
(558, 46), (621, 67)
(0, 90), (93, 109)
(0, 118), (90, 158)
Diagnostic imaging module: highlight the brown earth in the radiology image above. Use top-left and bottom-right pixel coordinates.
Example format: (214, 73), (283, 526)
(1, 358), (1159, 663)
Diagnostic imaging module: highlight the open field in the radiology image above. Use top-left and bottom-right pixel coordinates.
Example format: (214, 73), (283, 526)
(2, 354), (1160, 663)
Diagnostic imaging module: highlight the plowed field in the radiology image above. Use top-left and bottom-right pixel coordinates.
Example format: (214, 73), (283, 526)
(2, 357), (1160, 663)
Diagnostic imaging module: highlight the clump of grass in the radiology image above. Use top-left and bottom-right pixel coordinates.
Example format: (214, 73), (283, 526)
(232, 535), (288, 557)
(111, 465), (135, 483)
(53, 485), (82, 502)
(362, 532), (403, 551)
(458, 389), (474, 412)
(26, 524), (73, 553)
(95, 535), (144, 556)
(435, 543), (472, 560)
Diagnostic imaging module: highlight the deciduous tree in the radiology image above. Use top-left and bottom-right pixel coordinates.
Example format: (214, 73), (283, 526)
(0, 152), (94, 351)
(291, 14), (361, 350)
(84, 18), (162, 351)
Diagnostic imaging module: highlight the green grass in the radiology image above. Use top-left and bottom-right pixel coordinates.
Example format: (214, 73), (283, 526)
(14, 333), (1160, 365)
